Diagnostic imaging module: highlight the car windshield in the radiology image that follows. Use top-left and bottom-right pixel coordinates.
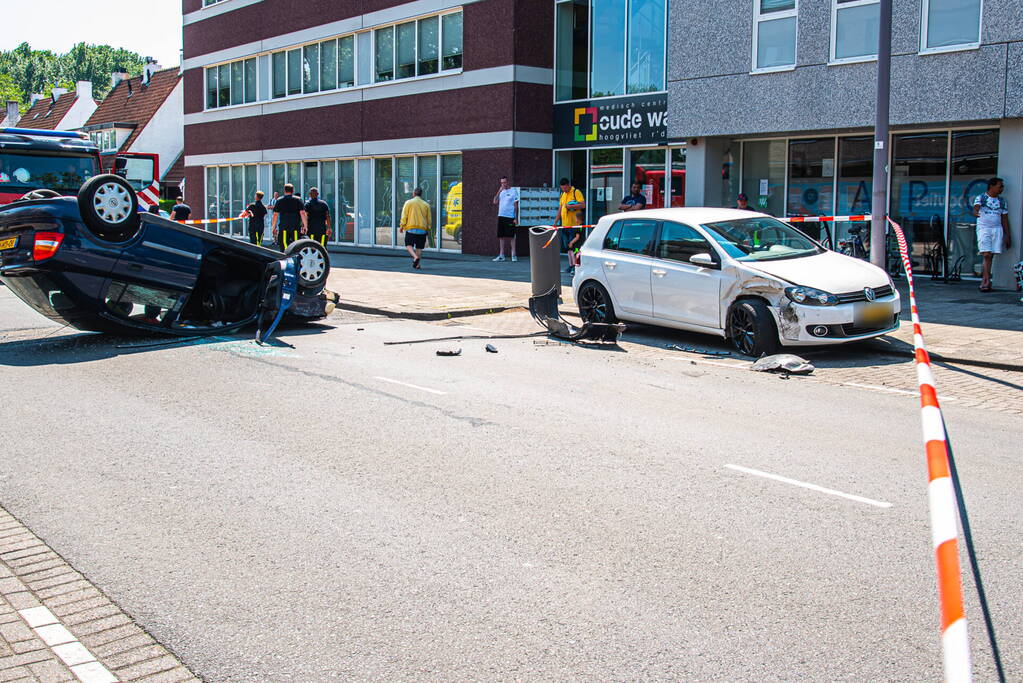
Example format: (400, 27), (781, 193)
(701, 216), (823, 261)
(0, 151), (98, 193)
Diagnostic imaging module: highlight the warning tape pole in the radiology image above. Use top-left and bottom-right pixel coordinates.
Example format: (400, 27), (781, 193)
(888, 216), (972, 682)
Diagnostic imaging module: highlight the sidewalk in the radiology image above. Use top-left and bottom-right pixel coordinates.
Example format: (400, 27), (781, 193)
(325, 250), (1023, 370)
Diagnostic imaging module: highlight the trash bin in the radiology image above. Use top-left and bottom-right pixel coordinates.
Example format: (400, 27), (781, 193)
(529, 226), (561, 297)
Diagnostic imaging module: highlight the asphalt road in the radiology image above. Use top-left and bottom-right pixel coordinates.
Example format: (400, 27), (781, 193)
(0, 288), (1020, 681)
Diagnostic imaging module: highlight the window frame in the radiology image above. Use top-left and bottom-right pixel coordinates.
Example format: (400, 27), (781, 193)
(204, 57), (259, 110)
(604, 218), (658, 256)
(752, 0), (799, 74)
(830, 0), (879, 65)
(653, 221), (720, 267)
(920, 0), (983, 55)
(373, 10), (463, 85)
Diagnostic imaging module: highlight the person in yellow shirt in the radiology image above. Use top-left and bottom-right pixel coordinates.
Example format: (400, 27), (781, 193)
(553, 177), (585, 275)
(400, 187), (432, 270)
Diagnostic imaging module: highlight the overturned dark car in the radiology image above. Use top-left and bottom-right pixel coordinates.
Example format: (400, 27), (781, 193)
(1, 134), (335, 342)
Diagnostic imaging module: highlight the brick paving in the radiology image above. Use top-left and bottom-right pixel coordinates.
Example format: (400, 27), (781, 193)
(0, 508), (199, 683)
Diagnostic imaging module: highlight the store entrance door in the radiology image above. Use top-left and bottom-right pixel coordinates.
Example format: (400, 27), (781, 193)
(629, 146), (685, 210)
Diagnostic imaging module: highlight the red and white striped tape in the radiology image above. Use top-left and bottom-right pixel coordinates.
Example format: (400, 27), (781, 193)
(888, 216), (972, 682)
(784, 214), (872, 223)
(177, 216), (244, 225)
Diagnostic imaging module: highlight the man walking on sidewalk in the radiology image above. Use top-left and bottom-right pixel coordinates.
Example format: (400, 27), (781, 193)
(493, 176), (519, 262)
(271, 183), (307, 250)
(241, 190), (268, 246)
(304, 187), (332, 245)
(972, 177), (1011, 292)
(400, 188), (431, 270)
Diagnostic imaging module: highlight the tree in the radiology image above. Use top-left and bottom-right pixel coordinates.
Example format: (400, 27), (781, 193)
(0, 73), (25, 109)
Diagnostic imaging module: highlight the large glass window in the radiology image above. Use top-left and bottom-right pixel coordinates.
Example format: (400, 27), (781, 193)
(303, 44), (320, 93)
(922, 0), (981, 51)
(230, 61), (243, 105)
(205, 167), (218, 219)
(590, 148), (623, 222)
(339, 36), (355, 88)
(440, 155), (462, 250)
(591, 0), (627, 97)
(287, 48), (301, 95)
(949, 129), (998, 277)
(418, 17), (439, 75)
(206, 58), (257, 109)
(417, 155), (439, 248)
(272, 52), (286, 98)
(217, 165), (230, 220)
(396, 22), (416, 80)
(657, 222), (713, 262)
(320, 160), (336, 234)
(891, 132), (949, 274)
(243, 58), (257, 103)
(741, 140), (786, 216)
(669, 147), (686, 207)
(272, 164), (286, 198)
(832, 0), (879, 62)
(230, 166), (244, 234)
(555, 0), (589, 101)
(787, 138), (835, 241)
(441, 13), (463, 70)
(244, 165), (257, 212)
(627, 0), (665, 93)
(375, 27), (395, 82)
(835, 135), (873, 246)
(396, 156), (416, 246)
(287, 162), (301, 196)
(338, 160), (356, 242)
(217, 64), (230, 107)
(754, 0), (797, 71)
(374, 158), (393, 245)
(320, 39), (337, 91)
(206, 67), (218, 109)
(631, 148), (666, 209)
(612, 219), (657, 254)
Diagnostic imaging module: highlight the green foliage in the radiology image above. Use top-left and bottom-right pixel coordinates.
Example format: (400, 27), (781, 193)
(0, 73), (24, 110)
(159, 198), (177, 212)
(0, 42), (146, 112)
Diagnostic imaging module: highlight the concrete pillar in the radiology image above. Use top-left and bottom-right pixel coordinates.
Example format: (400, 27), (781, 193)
(994, 118), (1023, 289)
(684, 137), (727, 208)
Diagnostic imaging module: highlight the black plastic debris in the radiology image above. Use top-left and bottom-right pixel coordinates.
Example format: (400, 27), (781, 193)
(528, 287), (625, 344)
(436, 348), (462, 357)
(666, 344), (730, 356)
(485, 344), (498, 353)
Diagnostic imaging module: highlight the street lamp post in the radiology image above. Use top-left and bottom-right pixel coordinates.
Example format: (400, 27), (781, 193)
(870, 0), (893, 268)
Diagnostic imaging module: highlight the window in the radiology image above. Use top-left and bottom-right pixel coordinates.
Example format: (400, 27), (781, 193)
(657, 222), (713, 263)
(320, 39), (337, 91)
(627, 0), (666, 93)
(287, 49), (301, 95)
(272, 52), (286, 98)
(591, 0), (627, 97)
(754, 0), (797, 71)
(832, 0), (879, 62)
(375, 12), (462, 83)
(105, 281), (181, 327)
(440, 154), (462, 250)
(339, 36), (355, 87)
(303, 44), (320, 93)
(555, 0), (589, 101)
(203, 0), (224, 6)
(922, 0), (981, 52)
(603, 221), (623, 250)
(611, 219), (657, 254)
(90, 129), (118, 152)
(272, 36), (355, 98)
(204, 57), (256, 109)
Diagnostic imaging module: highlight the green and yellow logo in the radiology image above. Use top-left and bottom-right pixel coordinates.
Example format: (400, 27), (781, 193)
(573, 107), (598, 142)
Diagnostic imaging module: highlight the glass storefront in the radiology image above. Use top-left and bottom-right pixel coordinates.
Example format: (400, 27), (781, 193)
(733, 128), (998, 275)
(204, 153), (461, 251)
(589, 148), (623, 219)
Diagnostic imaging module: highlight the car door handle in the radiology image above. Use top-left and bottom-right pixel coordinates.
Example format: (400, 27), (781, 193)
(652, 269), (667, 277)
(604, 261), (617, 270)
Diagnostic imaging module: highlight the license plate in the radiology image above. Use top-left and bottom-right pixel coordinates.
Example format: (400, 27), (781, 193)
(0, 237), (17, 251)
(854, 301), (893, 327)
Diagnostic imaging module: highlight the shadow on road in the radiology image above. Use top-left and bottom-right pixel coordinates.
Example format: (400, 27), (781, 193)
(0, 323), (335, 367)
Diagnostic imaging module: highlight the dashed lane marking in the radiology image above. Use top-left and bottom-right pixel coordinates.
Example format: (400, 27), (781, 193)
(374, 376), (447, 395)
(725, 463), (892, 508)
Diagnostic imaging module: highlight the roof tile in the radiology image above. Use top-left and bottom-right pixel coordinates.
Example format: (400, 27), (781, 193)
(19, 93), (79, 130)
(84, 68), (181, 150)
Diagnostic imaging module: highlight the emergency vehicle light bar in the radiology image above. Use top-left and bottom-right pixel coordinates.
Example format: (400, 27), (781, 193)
(1, 128), (90, 140)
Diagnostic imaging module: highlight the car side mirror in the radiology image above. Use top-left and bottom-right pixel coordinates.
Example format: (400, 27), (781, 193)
(689, 252), (715, 266)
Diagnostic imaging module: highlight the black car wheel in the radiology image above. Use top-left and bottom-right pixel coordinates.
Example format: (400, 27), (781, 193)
(578, 281), (617, 324)
(78, 174), (139, 241)
(728, 299), (778, 357)
(285, 239), (330, 291)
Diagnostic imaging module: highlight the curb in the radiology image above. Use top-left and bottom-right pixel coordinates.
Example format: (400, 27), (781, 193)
(865, 339), (1023, 373)
(338, 302), (526, 321)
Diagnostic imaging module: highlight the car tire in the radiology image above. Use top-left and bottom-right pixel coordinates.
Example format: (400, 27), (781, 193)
(285, 239), (330, 292)
(78, 174), (139, 241)
(577, 281), (618, 324)
(728, 299), (778, 357)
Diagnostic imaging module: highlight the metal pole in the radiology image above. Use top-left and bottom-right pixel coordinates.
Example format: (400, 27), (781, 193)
(870, 0), (893, 268)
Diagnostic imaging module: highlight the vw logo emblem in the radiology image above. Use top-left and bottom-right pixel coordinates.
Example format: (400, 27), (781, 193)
(863, 287), (876, 301)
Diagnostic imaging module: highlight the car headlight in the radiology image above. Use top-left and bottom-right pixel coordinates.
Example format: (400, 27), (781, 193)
(785, 286), (838, 306)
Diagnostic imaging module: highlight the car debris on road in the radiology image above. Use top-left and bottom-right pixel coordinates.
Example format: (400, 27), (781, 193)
(751, 353), (815, 375)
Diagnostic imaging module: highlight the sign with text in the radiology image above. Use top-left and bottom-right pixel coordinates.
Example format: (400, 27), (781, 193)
(553, 94), (668, 149)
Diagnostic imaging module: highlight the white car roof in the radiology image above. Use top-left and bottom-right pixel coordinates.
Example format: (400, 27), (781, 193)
(597, 207), (770, 225)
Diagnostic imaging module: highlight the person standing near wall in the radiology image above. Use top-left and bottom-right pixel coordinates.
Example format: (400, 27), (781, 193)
(271, 183), (307, 250)
(554, 177), (585, 275)
(492, 176), (519, 262)
(304, 187), (332, 245)
(171, 195), (191, 221)
(400, 187), (431, 270)
(241, 190), (268, 246)
(973, 176), (1011, 292)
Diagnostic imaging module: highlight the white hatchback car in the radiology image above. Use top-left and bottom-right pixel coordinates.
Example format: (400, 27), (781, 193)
(572, 208), (900, 356)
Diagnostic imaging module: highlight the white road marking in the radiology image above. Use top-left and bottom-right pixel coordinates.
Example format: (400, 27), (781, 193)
(374, 376), (447, 395)
(842, 382), (957, 401)
(725, 464), (892, 508)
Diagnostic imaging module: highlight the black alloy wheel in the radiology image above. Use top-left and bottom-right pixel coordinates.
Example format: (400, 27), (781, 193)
(728, 299), (778, 357)
(578, 281), (617, 324)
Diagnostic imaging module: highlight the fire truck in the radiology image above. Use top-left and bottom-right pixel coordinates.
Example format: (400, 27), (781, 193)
(0, 127), (160, 209)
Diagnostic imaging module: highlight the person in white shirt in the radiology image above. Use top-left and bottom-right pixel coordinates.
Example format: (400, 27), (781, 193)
(492, 176), (519, 262)
(972, 176), (1011, 292)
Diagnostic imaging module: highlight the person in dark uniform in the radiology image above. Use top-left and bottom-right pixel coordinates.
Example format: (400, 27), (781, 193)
(271, 183), (307, 249)
(242, 190), (268, 246)
(303, 187), (332, 245)
(171, 196), (191, 221)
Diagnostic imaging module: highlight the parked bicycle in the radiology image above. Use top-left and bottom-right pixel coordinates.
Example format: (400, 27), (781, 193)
(835, 226), (902, 278)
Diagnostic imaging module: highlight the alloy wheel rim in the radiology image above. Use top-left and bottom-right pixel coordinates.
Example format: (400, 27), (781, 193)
(297, 247), (325, 281)
(580, 286), (606, 322)
(730, 307), (756, 355)
(93, 182), (131, 224)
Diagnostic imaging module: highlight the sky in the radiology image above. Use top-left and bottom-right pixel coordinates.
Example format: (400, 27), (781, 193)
(4, 0), (184, 68)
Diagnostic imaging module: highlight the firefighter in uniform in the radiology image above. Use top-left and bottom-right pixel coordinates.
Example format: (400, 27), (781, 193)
(271, 183), (306, 249)
(304, 187), (332, 246)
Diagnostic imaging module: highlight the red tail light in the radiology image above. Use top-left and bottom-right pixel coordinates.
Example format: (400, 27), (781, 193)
(32, 232), (65, 261)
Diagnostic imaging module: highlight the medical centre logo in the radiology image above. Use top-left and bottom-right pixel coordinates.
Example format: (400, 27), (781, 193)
(574, 107), (598, 142)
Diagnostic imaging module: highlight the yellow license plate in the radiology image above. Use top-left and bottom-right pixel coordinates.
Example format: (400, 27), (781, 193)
(854, 302), (893, 327)
(0, 237), (18, 250)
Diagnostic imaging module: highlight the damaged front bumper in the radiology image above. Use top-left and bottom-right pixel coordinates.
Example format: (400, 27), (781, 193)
(774, 293), (901, 345)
